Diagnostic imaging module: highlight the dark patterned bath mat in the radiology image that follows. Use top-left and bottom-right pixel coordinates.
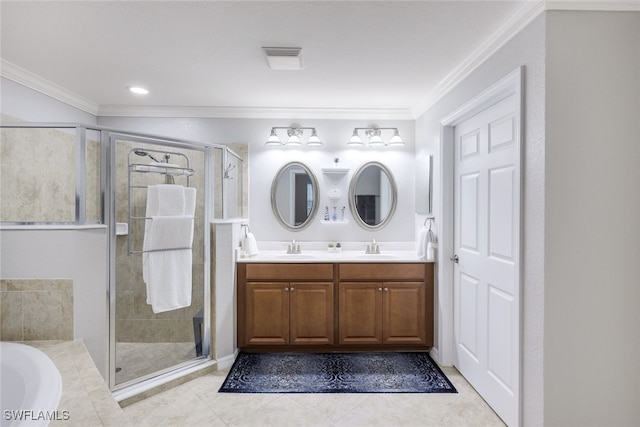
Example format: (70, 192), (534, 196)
(219, 352), (457, 394)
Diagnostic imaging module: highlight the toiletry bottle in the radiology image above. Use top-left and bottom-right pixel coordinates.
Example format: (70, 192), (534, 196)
(332, 206), (337, 221)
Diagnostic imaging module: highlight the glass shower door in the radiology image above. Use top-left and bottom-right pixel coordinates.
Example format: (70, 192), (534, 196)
(108, 134), (210, 390)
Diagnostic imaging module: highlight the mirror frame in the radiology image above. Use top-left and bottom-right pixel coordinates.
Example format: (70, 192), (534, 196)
(349, 161), (398, 231)
(271, 161), (319, 231)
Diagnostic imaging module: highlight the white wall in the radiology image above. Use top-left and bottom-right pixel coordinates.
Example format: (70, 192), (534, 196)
(0, 78), (97, 124)
(0, 80), (108, 376)
(544, 11), (640, 426)
(0, 227), (109, 378)
(416, 10), (640, 426)
(99, 116), (417, 243)
(414, 14), (546, 426)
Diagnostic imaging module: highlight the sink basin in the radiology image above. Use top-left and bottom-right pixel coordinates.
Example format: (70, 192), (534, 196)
(355, 254), (400, 260)
(274, 254), (316, 260)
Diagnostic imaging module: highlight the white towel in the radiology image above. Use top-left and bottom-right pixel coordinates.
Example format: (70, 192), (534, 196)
(243, 232), (259, 256)
(146, 250), (192, 313)
(142, 184), (197, 313)
(152, 184), (186, 216)
(417, 228), (428, 260)
(184, 187), (196, 217)
(143, 185), (189, 284)
(143, 216), (194, 313)
(426, 241), (437, 262)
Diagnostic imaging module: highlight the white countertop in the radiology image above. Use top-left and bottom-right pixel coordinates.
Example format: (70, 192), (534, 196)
(237, 250), (428, 263)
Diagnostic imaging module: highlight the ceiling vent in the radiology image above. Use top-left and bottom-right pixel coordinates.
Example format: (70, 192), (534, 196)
(262, 47), (304, 70)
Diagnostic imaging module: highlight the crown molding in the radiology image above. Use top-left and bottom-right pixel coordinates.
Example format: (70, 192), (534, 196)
(3, 1), (636, 121)
(411, 0), (638, 118)
(1, 59), (99, 115)
(411, 1), (545, 118)
(545, 1), (640, 11)
(97, 105), (415, 121)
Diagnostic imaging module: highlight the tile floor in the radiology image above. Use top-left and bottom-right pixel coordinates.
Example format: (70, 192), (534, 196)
(122, 365), (506, 427)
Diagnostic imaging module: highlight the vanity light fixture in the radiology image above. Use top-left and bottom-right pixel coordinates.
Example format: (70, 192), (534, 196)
(265, 126), (323, 147)
(348, 127), (404, 147)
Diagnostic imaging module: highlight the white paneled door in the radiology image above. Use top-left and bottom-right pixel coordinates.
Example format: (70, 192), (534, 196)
(453, 88), (521, 426)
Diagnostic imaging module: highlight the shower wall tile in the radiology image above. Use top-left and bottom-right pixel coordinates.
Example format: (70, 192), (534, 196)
(0, 128), (81, 223)
(0, 279), (73, 341)
(116, 318), (194, 343)
(114, 140), (209, 344)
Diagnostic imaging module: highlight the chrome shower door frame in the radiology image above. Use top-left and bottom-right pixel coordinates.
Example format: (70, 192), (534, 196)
(105, 131), (212, 392)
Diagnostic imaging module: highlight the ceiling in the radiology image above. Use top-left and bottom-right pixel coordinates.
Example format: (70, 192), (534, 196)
(1, 1), (534, 118)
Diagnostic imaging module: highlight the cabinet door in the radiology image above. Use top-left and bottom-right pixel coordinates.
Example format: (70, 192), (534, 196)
(290, 282), (334, 345)
(338, 282), (383, 345)
(245, 282), (289, 345)
(383, 282), (426, 344)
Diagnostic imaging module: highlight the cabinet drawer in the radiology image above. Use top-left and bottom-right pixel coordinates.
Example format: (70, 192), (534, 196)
(245, 263), (334, 281)
(339, 263), (425, 281)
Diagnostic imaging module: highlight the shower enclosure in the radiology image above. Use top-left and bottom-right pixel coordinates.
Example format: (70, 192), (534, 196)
(109, 132), (244, 391)
(0, 123), (245, 393)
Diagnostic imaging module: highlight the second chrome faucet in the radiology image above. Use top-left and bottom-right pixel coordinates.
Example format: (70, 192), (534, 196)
(287, 239), (301, 254)
(365, 239), (380, 254)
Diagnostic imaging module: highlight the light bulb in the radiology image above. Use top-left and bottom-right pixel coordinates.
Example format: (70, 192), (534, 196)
(307, 129), (322, 146)
(347, 129), (363, 145)
(265, 128), (282, 146)
(388, 129), (404, 145)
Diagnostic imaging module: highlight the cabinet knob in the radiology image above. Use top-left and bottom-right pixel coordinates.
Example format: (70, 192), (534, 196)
(290, 287), (295, 291)
(285, 287), (289, 291)
(384, 287), (389, 292)
(378, 287), (382, 292)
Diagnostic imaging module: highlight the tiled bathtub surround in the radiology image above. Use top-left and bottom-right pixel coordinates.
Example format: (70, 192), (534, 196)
(0, 279), (73, 341)
(25, 340), (131, 426)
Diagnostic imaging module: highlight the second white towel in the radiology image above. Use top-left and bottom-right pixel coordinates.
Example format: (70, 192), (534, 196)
(142, 184), (197, 314)
(417, 228), (428, 260)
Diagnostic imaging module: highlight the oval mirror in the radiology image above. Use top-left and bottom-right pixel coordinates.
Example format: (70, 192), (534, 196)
(349, 161), (397, 230)
(271, 162), (319, 231)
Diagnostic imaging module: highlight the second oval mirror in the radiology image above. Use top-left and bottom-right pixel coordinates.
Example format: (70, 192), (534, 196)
(349, 161), (397, 230)
(271, 162), (319, 231)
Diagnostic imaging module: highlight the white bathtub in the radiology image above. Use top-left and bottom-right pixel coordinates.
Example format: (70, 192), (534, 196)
(0, 342), (62, 426)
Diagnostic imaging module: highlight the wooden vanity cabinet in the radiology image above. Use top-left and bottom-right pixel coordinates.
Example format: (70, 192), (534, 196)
(238, 263), (334, 347)
(237, 261), (434, 351)
(338, 264), (431, 346)
(338, 281), (426, 345)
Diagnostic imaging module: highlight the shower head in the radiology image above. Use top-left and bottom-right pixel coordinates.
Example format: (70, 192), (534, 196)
(133, 149), (162, 163)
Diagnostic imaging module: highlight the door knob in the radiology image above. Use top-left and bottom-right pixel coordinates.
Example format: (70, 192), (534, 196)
(450, 254), (459, 263)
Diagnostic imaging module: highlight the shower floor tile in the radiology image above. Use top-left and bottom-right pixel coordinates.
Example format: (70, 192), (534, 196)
(115, 342), (196, 384)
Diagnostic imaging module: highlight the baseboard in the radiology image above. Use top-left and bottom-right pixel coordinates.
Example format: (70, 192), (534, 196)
(216, 349), (239, 370)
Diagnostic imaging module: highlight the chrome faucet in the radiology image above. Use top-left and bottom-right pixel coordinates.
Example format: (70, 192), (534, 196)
(365, 239), (380, 254)
(287, 239), (301, 254)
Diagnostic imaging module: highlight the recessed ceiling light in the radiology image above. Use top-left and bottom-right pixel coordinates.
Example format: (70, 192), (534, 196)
(128, 86), (149, 95)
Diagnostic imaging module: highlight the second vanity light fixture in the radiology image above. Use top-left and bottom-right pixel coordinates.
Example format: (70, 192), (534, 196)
(265, 126), (322, 147)
(348, 127), (404, 147)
